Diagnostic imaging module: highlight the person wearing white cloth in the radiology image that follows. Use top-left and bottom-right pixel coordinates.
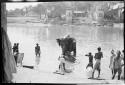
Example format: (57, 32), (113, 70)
(92, 47), (103, 78)
(120, 50), (124, 79)
(109, 49), (116, 76)
(55, 55), (65, 75)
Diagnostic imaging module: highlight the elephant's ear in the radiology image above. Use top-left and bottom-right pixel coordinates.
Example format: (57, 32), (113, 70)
(56, 39), (61, 46)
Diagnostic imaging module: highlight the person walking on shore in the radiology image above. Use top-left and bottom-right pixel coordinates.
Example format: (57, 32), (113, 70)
(121, 50), (124, 65)
(112, 50), (122, 80)
(121, 50), (124, 79)
(54, 55), (65, 75)
(109, 49), (116, 76)
(92, 47), (103, 78)
(85, 52), (93, 69)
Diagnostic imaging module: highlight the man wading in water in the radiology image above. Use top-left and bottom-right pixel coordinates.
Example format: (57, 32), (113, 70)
(35, 43), (41, 67)
(92, 47), (103, 78)
(12, 43), (19, 66)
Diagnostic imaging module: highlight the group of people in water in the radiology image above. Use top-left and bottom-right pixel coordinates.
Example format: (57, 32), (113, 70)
(85, 47), (124, 80)
(12, 41), (124, 80)
(12, 43), (41, 66)
(12, 43), (19, 65)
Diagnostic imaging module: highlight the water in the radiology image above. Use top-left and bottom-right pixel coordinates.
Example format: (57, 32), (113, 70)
(7, 22), (124, 78)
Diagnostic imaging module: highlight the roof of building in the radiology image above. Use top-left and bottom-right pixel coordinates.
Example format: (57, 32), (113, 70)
(113, 3), (124, 9)
(73, 11), (86, 13)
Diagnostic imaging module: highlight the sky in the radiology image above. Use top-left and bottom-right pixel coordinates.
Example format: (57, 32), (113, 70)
(6, 2), (43, 10)
(6, 2), (74, 11)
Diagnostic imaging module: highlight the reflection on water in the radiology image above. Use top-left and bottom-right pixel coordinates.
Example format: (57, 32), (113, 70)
(7, 24), (124, 71)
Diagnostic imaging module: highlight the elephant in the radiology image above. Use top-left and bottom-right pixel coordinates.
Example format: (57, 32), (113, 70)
(56, 36), (76, 63)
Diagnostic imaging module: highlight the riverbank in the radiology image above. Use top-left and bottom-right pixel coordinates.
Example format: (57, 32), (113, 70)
(7, 16), (124, 29)
(12, 63), (124, 84)
(7, 16), (124, 83)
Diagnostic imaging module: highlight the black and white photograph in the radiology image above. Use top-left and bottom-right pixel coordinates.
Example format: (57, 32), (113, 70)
(1, 1), (124, 84)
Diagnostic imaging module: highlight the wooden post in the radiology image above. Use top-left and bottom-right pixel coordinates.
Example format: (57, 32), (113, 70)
(1, 3), (7, 32)
(1, 3), (17, 83)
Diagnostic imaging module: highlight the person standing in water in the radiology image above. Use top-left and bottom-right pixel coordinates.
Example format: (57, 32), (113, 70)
(35, 43), (41, 57)
(121, 50), (124, 66)
(12, 43), (19, 66)
(35, 43), (41, 67)
(109, 49), (116, 76)
(16, 43), (19, 53)
(12, 43), (16, 54)
(92, 47), (103, 78)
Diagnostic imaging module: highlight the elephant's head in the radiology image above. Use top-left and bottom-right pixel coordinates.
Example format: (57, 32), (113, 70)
(56, 38), (65, 49)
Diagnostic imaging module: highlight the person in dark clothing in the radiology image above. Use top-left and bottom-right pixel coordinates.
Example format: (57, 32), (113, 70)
(12, 43), (17, 54)
(16, 43), (19, 53)
(12, 43), (19, 66)
(35, 43), (41, 57)
(85, 52), (93, 69)
(35, 43), (41, 67)
(92, 47), (103, 78)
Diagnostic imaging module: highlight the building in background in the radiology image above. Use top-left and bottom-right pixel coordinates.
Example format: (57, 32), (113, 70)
(66, 9), (73, 24)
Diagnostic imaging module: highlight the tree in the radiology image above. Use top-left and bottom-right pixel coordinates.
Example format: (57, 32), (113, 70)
(45, 2), (68, 18)
(23, 6), (29, 16)
(32, 3), (46, 19)
(20, 8), (25, 16)
(73, 2), (93, 11)
(1, 3), (17, 83)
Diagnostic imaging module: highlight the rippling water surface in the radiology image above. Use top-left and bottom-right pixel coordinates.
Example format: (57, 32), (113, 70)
(7, 22), (124, 73)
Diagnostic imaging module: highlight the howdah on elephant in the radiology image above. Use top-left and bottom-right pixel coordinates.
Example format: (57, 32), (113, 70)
(56, 35), (76, 63)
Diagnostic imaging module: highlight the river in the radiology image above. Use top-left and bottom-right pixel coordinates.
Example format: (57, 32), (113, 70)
(7, 21), (124, 77)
